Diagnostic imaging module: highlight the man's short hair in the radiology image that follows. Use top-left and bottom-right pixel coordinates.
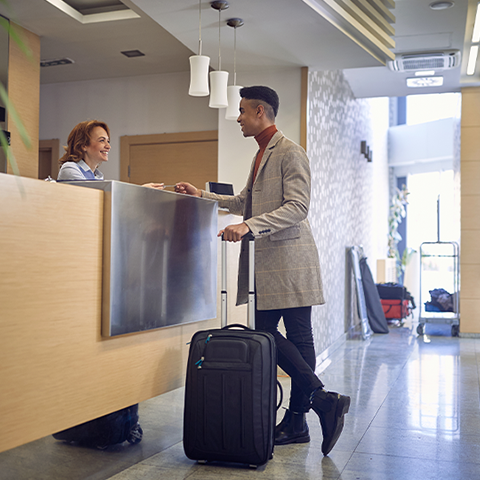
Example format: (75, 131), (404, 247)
(240, 86), (279, 119)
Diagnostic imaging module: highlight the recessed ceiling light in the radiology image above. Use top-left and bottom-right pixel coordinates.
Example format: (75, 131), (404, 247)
(406, 76), (444, 87)
(467, 45), (479, 75)
(45, 0), (140, 24)
(121, 50), (145, 58)
(414, 70), (435, 76)
(429, 1), (454, 10)
(472, 4), (480, 42)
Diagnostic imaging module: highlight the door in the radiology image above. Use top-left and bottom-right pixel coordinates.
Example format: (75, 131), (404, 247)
(120, 131), (218, 190)
(38, 139), (60, 180)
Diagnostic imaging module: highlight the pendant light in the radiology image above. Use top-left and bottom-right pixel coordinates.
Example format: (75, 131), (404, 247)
(189, 0), (210, 97)
(225, 18), (244, 120)
(209, 1), (229, 108)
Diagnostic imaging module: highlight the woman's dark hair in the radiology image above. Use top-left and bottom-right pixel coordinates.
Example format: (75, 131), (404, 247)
(59, 120), (110, 165)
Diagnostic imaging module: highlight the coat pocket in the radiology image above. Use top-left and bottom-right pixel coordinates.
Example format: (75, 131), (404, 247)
(269, 224), (300, 242)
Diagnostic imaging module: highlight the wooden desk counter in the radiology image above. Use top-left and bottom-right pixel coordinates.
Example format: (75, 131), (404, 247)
(0, 174), (245, 453)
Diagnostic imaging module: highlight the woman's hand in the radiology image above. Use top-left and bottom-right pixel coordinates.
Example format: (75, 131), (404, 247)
(142, 183), (165, 190)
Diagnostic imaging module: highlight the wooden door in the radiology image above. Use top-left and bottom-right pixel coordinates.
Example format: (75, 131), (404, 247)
(38, 139), (60, 180)
(120, 131), (218, 190)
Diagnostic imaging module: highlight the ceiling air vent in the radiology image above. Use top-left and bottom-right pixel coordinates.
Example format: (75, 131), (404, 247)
(41, 58), (75, 68)
(387, 51), (461, 72)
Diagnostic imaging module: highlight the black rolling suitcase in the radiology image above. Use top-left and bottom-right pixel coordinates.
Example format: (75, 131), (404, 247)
(52, 404), (143, 449)
(183, 234), (277, 467)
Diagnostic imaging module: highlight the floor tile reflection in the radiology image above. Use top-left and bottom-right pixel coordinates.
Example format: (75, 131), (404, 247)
(2, 320), (480, 479)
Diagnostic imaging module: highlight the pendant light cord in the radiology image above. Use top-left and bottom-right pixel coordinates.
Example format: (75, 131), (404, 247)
(198, 0), (202, 56)
(217, 8), (222, 70)
(233, 26), (237, 86)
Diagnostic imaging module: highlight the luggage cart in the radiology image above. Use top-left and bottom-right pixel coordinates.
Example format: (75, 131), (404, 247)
(417, 241), (459, 336)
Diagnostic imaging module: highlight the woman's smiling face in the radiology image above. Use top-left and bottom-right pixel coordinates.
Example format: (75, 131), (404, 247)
(83, 126), (111, 167)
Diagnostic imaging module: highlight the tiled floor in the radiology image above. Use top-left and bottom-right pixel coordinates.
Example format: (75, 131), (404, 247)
(2, 320), (480, 480)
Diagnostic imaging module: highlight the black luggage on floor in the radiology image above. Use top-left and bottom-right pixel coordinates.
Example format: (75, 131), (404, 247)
(376, 282), (416, 308)
(183, 234), (277, 467)
(376, 283), (416, 314)
(360, 257), (389, 334)
(52, 404), (143, 449)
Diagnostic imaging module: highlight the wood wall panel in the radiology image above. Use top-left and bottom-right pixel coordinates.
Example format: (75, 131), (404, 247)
(461, 88), (480, 127)
(0, 174), (248, 453)
(460, 161), (480, 196)
(461, 194), (480, 228)
(460, 229), (480, 265)
(300, 66), (308, 151)
(461, 87), (480, 333)
(459, 264), (480, 298)
(459, 298), (480, 333)
(6, 24), (40, 178)
(461, 126), (480, 161)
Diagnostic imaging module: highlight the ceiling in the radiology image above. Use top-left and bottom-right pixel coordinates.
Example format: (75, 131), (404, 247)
(0, 0), (479, 98)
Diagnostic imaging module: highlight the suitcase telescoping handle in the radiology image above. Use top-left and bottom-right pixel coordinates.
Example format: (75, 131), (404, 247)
(221, 231), (255, 329)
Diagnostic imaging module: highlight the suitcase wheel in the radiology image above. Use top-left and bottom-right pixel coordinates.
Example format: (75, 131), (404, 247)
(416, 324), (424, 335)
(95, 443), (109, 450)
(127, 423), (143, 445)
(451, 325), (459, 337)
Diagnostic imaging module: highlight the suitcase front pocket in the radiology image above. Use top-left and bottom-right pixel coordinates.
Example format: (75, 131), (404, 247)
(204, 338), (250, 363)
(197, 370), (255, 455)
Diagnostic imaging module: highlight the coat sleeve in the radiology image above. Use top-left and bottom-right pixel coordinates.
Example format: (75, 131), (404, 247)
(201, 185), (248, 216)
(244, 144), (311, 237)
(201, 155), (256, 216)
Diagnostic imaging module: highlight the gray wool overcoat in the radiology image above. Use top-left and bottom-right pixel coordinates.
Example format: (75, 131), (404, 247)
(202, 130), (325, 311)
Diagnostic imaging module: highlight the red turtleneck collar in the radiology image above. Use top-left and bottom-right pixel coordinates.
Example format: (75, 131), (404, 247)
(252, 125), (277, 181)
(254, 125), (277, 149)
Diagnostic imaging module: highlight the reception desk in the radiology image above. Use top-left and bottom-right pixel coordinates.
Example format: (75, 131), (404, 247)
(65, 181), (218, 336)
(0, 174), (245, 453)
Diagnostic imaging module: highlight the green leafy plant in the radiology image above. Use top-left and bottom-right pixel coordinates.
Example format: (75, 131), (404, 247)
(388, 184), (415, 284)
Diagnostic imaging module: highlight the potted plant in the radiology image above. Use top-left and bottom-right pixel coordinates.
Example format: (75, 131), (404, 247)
(387, 184), (415, 284)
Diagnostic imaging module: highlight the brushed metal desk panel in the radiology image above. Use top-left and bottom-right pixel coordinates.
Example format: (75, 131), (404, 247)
(66, 181), (218, 336)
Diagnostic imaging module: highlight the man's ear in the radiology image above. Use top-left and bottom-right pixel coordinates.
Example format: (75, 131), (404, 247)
(257, 104), (264, 117)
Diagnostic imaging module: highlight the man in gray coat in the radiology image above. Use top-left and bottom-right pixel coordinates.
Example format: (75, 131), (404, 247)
(176, 85), (350, 456)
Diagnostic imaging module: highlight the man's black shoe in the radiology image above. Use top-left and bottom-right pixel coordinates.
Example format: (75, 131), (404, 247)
(311, 389), (350, 456)
(275, 409), (310, 445)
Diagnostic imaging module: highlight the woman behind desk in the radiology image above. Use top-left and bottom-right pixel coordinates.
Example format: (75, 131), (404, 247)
(57, 120), (163, 189)
(52, 120), (151, 448)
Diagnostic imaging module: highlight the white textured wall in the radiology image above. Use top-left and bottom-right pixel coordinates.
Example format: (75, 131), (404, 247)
(307, 70), (390, 353)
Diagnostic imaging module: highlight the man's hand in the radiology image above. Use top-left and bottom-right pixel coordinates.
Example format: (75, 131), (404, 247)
(219, 222), (250, 242)
(175, 182), (201, 197)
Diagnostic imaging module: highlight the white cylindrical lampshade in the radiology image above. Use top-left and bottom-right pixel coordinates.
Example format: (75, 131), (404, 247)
(189, 55), (210, 96)
(209, 71), (229, 108)
(225, 85), (243, 120)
